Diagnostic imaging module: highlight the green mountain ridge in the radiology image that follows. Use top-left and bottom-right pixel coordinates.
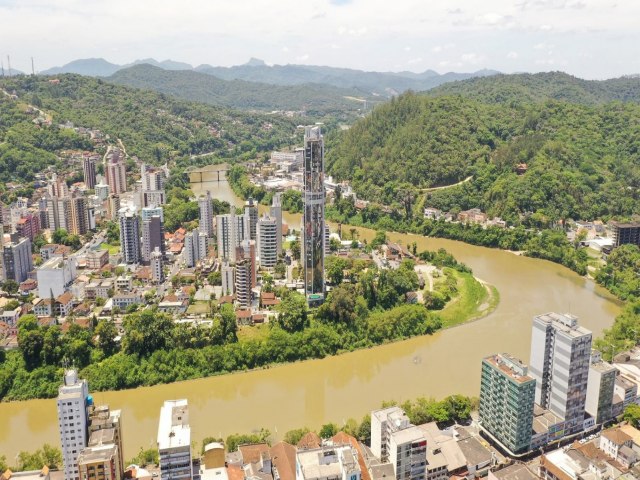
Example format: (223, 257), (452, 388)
(327, 73), (640, 224)
(0, 74), (297, 182)
(426, 71), (640, 105)
(106, 64), (369, 115)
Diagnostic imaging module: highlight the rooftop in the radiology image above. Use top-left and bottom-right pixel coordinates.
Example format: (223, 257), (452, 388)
(77, 444), (118, 464)
(157, 399), (190, 451)
(296, 445), (359, 480)
(491, 464), (538, 480)
(601, 427), (633, 446)
(484, 353), (534, 384)
(534, 312), (592, 338)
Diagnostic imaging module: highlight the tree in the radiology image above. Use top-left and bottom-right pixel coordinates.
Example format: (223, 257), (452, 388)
(122, 310), (175, 356)
(370, 230), (387, 249)
(290, 240), (301, 261)
(283, 427), (311, 445)
(274, 293), (308, 333)
(624, 404), (640, 428)
(219, 303), (238, 343)
(319, 423), (338, 439)
(201, 437), (224, 455)
(17, 315), (43, 370)
(208, 271), (222, 286)
(262, 273), (274, 293)
(274, 261), (286, 279)
(316, 284), (358, 325)
(326, 257), (348, 285)
(2, 280), (19, 295)
(357, 414), (371, 444)
(226, 429), (271, 453)
(95, 319), (118, 357)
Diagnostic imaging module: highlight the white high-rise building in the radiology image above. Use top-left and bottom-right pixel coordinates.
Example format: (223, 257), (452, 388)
(198, 191), (215, 238)
(216, 207), (246, 262)
(1, 235), (33, 283)
(184, 229), (208, 268)
(57, 370), (90, 480)
(270, 193), (283, 257)
(244, 197), (258, 241)
(95, 182), (110, 201)
(257, 215), (278, 269)
(151, 247), (164, 284)
(221, 262), (234, 296)
(158, 399), (193, 480)
(371, 406), (427, 480)
(529, 312), (592, 435)
(46, 195), (72, 232)
(37, 256), (78, 298)
(118, 206), (141, 265)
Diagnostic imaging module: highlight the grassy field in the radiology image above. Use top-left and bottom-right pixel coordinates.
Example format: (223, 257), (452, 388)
(186, 301), (211, 315)
(238, 323), (270, 343)
(438, 270), (500, 328)
(100, 242), (120, 255)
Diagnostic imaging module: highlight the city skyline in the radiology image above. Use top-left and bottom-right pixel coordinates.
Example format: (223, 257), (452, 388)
(0, 0), (638, 80)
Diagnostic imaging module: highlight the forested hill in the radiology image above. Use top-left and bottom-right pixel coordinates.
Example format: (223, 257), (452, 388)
(425, 72), (640, 105)
(106, 64), (369, 116)
(0, 74), (297, 173)
(326, 90), (640, 224)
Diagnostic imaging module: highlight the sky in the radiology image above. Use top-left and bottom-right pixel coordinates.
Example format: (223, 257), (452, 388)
(0, 0), (638, 79)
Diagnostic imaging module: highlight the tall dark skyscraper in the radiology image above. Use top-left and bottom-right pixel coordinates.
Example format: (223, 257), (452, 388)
(302, 125), (325, 305)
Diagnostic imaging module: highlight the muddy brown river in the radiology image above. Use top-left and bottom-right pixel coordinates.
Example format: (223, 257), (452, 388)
(0, 167), (621, 460)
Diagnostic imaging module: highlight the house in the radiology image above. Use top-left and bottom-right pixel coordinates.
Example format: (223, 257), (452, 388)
(19, 278), (38, 295)
(600, 427), (634, 462)
(32, 298), (53, 317)
(260, 292), (280, 309)
(158, 296), (188, 314)
(269, 442), (296, 480)
(0, 307), (20, 329)
(424, 207), (444, 220)
(458, 209), (487, 225)
(112, 293), (142, 310)
(55, 292), (74, 317)
(297, 431), (321, 450)
(236, 309), (252, 326)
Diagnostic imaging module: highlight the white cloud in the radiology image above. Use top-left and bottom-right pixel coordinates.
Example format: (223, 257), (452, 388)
(404, 46), (411, 52)
(0, 0), (638, 78)
(407, 57), (423, 65)
(461, 52), (486, 64)
(296, 53), (310, 62)
(507, 51), (519, 59)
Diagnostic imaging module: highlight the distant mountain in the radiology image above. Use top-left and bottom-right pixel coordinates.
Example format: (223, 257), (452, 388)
(128, 58), (193, 71)
(41, 58), (121, 76)
(40, 57), (500, 96)
(106, 64), (371, 114)
(194, 61), (500, 96)
(426, 71), (640, 105)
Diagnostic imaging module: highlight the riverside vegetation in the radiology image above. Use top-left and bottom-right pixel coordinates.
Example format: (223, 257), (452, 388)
(0, 248), (487, 401)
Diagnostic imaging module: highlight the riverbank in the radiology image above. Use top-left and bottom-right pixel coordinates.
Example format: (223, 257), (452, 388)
(439, 272), (500, 328)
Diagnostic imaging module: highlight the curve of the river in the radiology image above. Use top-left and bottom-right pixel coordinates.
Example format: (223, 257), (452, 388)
(0, 169), (622, 460)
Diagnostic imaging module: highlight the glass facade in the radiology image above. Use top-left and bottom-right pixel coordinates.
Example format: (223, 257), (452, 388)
(303, 125), (325, 305)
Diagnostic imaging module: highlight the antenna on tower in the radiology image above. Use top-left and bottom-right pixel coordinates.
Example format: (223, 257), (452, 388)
(31, 57), (35, 76)
(7, 55), (11, 77)
(1, 59), (4, 78)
